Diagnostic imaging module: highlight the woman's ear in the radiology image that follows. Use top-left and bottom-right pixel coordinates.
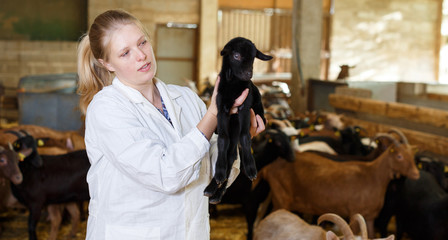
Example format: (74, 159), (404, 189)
(98, 59), (115, 72)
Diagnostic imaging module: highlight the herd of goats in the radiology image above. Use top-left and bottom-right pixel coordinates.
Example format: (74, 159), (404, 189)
(0, 84), (448, 240)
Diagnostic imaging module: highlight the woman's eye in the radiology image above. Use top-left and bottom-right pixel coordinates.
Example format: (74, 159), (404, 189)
(233, 53), (241, 61)
(121, 51), (129, 57)
(140, 40), (147, 46)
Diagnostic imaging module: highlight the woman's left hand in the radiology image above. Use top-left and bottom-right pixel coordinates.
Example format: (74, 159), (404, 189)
(249, 109), (265, 138)
(229, 89), (265, 138)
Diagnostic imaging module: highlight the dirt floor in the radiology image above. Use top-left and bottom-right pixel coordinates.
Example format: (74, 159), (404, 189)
(0, 204), (248, 240)
(0, 204), (404, 240)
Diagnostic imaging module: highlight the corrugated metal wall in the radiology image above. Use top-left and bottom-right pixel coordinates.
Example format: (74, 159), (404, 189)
(217, 8), (292, 74)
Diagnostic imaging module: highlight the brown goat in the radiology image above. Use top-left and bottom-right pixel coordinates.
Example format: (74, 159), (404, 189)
(0, 125), (85, 154)
(256, 135), (419, 238)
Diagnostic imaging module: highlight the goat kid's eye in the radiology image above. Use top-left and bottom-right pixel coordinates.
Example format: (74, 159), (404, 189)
(233, 53), (241, 61)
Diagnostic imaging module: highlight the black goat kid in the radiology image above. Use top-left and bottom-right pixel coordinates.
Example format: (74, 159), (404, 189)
(7, 130), (90, 240)
(204, 37), (272, 203)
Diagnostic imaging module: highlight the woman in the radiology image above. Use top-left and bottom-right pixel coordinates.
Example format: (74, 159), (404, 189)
(77, 9), (265, 240)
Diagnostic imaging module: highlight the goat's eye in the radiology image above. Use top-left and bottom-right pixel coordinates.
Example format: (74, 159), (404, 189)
(233, 53), (241, 61)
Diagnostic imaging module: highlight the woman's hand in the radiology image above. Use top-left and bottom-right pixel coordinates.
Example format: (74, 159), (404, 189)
(208, 77), (220, 117)
(249, 109), (266, 138)
(209, 76), (265, 138)
(231, 89), (266, 138)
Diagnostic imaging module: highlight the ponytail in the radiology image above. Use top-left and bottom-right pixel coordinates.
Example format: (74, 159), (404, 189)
(77, 34), (113, 114)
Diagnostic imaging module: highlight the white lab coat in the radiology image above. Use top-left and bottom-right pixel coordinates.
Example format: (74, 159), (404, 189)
(84, 77), (239, 240)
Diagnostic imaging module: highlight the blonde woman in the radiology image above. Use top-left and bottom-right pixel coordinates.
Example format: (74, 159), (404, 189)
(77, 9), (265, 240)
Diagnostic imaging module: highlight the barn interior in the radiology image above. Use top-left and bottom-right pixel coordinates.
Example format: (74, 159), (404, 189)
(0, 0), (447, 239)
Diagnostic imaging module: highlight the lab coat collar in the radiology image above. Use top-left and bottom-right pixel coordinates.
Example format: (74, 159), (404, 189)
(112, 77), (182, 103)
(112, 77), (183, 136)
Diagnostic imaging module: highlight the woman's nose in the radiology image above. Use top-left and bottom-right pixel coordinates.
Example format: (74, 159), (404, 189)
(137, 49), (146, 61)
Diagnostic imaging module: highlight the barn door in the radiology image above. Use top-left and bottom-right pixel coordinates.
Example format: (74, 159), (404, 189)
(155, 23), (198, 88)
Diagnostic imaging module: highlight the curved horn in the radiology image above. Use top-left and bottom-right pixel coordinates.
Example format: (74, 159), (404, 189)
(388, 128), (408, 145)
(349, 213), (368, 239)
(373, 133), (401, 148)
(19, 130), (31, 136)
(318, 213), (354, 239)
(5, 130), (25, 138)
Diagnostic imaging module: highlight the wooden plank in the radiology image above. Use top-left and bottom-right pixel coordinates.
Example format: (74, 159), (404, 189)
(329, 94), (448, 130)
(335, 86), (372, 99)
(219, 0), (292, 9)
(343, 116), (448, 157)
(427, 93), (448, 102)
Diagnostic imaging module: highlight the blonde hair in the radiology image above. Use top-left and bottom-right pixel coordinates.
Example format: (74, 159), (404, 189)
(77, 9), (149, 114)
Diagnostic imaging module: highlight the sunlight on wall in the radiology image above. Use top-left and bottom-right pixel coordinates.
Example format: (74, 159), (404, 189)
(439, 0), (448, 83)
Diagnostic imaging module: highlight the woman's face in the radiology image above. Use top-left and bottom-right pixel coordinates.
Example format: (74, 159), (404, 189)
(101, 23), (157, 89)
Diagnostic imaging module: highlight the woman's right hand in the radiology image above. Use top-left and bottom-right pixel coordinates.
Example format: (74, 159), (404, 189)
(208, 77), (219, 117)
(209, 76), (250, 116)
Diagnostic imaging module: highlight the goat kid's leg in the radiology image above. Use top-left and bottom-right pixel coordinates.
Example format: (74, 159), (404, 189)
(240, 133), (257, 180)
(215, 111), (231, 183)
(65, 202), (81, 238)
(47, 204), (63, 240)
(215, 135), (230, 183)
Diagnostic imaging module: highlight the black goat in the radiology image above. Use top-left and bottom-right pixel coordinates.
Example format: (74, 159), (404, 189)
(381, 171), (448, 240)
(375, 155), (448, 239)
(7, 130), (90, 240)
(298, 125), (373, 157)
(204, 37), (272, 203)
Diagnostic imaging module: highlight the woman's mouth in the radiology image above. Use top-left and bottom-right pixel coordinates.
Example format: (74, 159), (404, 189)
(138, 62), (151, 72)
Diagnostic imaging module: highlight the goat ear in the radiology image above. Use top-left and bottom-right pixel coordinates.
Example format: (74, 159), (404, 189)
(256, 50), (273, 61)
(220, 47), (230, 56)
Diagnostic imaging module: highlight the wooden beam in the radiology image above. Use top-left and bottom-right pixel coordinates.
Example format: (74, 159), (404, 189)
(329, 94), (448, 131)
(343, 116), (448, 157)
(218, 0), (292, 10)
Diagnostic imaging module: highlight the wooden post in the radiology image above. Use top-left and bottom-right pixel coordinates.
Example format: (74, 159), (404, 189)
(290, 0), (323, 114)
(199, 0), (218, 91)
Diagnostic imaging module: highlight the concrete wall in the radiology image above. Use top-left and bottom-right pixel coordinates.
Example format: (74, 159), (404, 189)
(0, 41), (78, 88)
(330, 0), (441, 82)
(0, 0), (202, 90)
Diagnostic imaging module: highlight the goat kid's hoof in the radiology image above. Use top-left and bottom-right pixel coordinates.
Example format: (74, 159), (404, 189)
(214, 172), (228, 184)
(209, 183), (228, 204)
(209, 195), (222, 205)
(204, 181), (219, 197)
(244, 168), (258, 181)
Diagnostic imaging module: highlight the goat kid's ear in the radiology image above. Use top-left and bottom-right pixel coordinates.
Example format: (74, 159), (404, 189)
(256, 50), (273, 61)
(220, 47), (230, 56)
